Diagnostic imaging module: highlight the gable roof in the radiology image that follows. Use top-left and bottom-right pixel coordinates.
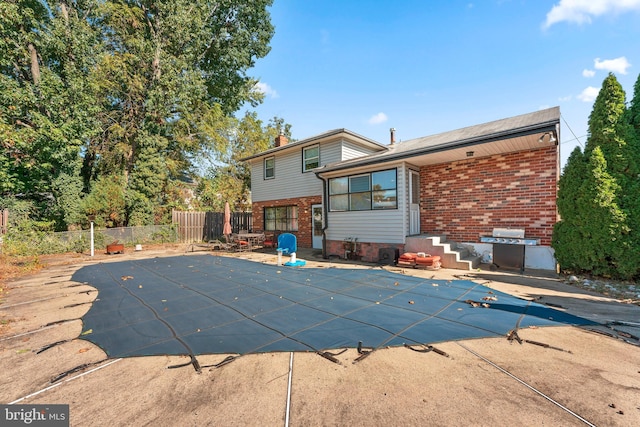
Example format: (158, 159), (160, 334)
(316, 106), (560, 174)
(241, 128), (388, 162)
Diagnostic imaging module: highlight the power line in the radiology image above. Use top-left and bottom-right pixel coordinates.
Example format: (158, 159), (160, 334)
(560, 114), (584, 148)
(560, 135), (587, 145)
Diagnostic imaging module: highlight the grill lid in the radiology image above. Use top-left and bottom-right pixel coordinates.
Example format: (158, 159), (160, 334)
(492, 228), (525, 238)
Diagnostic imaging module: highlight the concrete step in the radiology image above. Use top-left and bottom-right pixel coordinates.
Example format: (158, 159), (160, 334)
(404, 235), (480, 271)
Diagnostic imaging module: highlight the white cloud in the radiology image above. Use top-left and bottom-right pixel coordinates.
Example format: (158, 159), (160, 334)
(368, 112), (388, 125)
(582, 69), (596, 77)
(594, 56), (631, 74)
(577, 86), (600, 102)
(543, 0), (640, 28)
(558, 95), (573, 102)
(254, 82), (278, 98)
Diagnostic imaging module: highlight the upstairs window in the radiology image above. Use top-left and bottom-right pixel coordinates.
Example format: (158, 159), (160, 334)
(303, 145), (319, 172)
(264, 156), (275, 179)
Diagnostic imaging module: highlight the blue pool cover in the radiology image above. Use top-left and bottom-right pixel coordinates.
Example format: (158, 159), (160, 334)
(71, 255), (594, 359)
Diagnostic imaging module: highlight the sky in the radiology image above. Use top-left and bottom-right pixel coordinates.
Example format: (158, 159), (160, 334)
(246, 0), (640, 169)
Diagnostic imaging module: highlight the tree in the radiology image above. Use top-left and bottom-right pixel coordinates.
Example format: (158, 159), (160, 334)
(196, 113), (292, 212)
(0, 1), (102, 200)
(1, 1), (277, 230)
(82, 175), (127, 228)
(585, 73), (632, 181)
(578, 147), (629, 276)
(622, 72), (640, 274)
(553, 73), (640, 279)
(84, 0), (274, 215)
(553, 147), (589, 271)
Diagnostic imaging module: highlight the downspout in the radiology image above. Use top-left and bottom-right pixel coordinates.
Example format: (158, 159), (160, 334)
(314, 170), (329, 259)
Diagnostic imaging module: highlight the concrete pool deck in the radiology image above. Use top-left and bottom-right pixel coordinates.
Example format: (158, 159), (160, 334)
(1, 245), (639, 426)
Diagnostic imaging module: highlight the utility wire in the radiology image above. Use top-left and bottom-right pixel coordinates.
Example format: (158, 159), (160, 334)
(561, 114), (585, 148)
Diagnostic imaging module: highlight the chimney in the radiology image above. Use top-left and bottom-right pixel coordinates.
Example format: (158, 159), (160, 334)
(389, 128), (396, 146)
(275, 133), (288, 147)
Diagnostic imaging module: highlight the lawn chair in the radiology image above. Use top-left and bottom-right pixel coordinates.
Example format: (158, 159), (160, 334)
(232, 233), (251, 252)
(277, 233), (306, 267)
(277, 233), (297, 255)
(223, 234), (239, 252)
(263, 232), (276, 248)
(186, 240), (223, 253)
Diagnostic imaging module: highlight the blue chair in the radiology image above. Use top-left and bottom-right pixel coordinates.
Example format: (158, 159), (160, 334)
(277, 233), (297, 255)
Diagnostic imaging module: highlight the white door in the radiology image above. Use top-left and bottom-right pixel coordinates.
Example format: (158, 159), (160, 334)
(409, 170), (420, 235)
(312, 204), (323, 249)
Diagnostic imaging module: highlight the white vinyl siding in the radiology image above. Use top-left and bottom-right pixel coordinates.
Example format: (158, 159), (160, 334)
(325, 210), (405, 244)
(251, 150), (323, 201)
(341, 140), (380, 160)
(250, 137), (387, 203)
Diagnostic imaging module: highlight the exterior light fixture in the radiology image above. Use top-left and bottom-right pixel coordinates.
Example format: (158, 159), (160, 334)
(538, 132), (557, 143)
(466, 151), (474, 157)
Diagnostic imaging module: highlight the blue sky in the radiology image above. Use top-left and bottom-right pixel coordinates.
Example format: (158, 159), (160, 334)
(247, 0), (640, 168)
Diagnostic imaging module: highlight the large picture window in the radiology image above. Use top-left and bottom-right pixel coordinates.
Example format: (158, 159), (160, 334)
(264, 156), (275, 179)
(264, 206), (298, 231)
(303, 145), (319, 172)
(329, 169), (397, 211)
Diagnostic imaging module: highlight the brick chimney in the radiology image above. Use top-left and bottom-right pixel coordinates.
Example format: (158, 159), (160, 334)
(389, 128), (396, 146)
(275, 133), (288, 147)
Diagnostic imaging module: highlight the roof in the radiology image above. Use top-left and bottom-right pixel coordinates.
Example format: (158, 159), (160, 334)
(316, 106), (560, 174)
(241, 128), (388, 162)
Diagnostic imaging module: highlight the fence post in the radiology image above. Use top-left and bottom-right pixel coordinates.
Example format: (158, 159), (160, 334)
(1, 209), (8, 234)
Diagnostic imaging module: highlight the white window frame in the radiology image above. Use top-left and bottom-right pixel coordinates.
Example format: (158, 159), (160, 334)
(302, 144), (320, 172)
(264, 156), (275, 180)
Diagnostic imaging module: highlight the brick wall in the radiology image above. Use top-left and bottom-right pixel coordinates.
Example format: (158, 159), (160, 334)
(252, 196), (322, 248)
(420, 146), (558, 246)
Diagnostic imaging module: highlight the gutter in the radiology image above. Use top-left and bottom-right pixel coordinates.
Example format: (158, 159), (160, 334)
(316, 121), (558, 176)
(240, 128), (388, 162)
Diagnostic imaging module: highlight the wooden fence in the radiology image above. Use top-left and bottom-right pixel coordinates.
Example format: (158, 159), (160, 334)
(171, 209), (252, 243)
(1, 209), (8, 235)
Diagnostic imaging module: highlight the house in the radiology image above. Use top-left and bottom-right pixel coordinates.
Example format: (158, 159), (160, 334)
(243, 107), (560, 271)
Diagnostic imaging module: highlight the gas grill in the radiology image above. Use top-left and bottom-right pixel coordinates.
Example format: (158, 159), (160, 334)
(480, 228), (539, 272)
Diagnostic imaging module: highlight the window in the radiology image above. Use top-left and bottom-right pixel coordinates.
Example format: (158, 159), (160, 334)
(329, 169), (397, 211)
(264, 156), (274, 179)
(264, 206), (298, 231)
(349, 175), (371, 210)
(303, 145), (319, 172)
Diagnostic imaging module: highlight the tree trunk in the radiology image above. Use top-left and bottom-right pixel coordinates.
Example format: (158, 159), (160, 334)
(60, 2), (69, 23)
(28, 42), (40, 85)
